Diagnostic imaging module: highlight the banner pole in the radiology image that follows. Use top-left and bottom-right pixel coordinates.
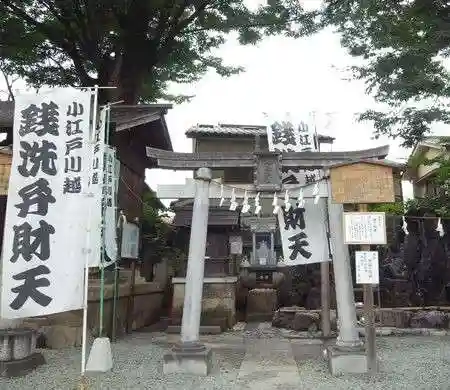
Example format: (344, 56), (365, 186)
(81, 85), (99, 383)
(98, 105), (110, 337)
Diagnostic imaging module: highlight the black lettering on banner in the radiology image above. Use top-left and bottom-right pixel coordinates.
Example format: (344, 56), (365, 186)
(65, 137), (83, 155)
(305, 174), (316, 184)
(66, 119), (83, 136)
(19, 102), (59, 137)
(299, 134), (310, 146)
(91, 172), (99, 185)
(18, 140), (57, 177)
(10, 220), (55, 263)
(270, 121), (297, 150)
(66, 102), (84, 117)
(15, 178), (56, 217)
(10, 265), (52, 310)
(288, 231), (312, 261)
(297, 122), (311, 147)
(282, 206), (306, 230)
(64, 156), (82, 173)
(63, 177), (82, 194)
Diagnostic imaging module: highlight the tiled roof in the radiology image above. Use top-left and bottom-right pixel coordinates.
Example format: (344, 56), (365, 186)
(0, 101), (14, 127)
(185, 123), (335, 142)
(186, 123), (266, 137)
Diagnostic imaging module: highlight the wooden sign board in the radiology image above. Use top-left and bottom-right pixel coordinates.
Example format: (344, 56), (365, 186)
(343, 212), (387, 245)
(330, 162), (395, 204)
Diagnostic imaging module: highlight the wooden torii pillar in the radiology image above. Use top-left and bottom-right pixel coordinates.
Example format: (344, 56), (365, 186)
(148, 145), (390, 376)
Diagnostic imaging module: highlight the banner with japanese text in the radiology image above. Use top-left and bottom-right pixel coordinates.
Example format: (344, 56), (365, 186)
(277, 198), (329, 265)
(88, 107), (106, 267)
(1, 88), (93, 318)
(265, 115), (322, 185)
(102, 146), (118, 267)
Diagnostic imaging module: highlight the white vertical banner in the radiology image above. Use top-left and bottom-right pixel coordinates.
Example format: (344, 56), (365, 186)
(1, 88), (93, 318)
(265, 115), (321, 185)
(102, 146), (118, 266)
(277, 198), (329, 266)
(88, 107), (106, 267)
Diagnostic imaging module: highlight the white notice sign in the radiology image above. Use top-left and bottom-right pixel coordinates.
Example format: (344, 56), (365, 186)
(121, 221), (139, 259)
(355, 251), (379, 284)
(343, 212), (386, 245)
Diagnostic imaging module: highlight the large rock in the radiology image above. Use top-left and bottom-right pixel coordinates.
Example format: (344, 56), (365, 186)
(380, 310), (412, 328)
(272, 307), (304, 329)
(42, 325), (84, 349)
(292, 312), (320, 332)
(410, 311), (447, 329)
(246, 288), (278, 321)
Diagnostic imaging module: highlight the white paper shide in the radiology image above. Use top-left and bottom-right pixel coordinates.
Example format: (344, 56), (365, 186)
(1, 88), (93, 318)
(277, 198), (329, 265)
(355, 251), (379, 284)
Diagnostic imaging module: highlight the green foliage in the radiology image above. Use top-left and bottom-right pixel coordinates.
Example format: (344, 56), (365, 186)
(319, 2), (450, 216)
(0, 0), (319, 103)
(320, 1), (450, 148)
(368, 202), (404, 215)
(141, 187), (181, 264)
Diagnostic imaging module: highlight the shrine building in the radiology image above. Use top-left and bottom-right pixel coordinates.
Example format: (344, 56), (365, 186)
(166, 123), (403, 329)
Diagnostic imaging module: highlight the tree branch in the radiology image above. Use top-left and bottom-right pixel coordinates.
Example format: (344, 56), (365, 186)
(1, 0), (94, 85)
(156, 1), (212, 65)
(0, 64), (15, 101)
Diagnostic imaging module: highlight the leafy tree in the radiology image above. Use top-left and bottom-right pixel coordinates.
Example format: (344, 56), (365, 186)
(141, 186), (176, 263)
(320, 1), (450, 148)
(0, 0), (318, 104)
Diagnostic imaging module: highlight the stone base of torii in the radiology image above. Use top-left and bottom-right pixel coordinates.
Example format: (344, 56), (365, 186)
(147, 146), (390, 376)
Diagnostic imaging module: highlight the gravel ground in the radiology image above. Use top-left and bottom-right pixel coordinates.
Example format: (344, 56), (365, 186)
(1, 332), (450, 390)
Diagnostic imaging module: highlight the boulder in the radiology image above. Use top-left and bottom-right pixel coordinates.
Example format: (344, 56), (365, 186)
(380, 310), (412, 328)
(42, 325), (84, 349)
(246, 288), (278, 321)
(292, 312), (320, 332)
(410, 311), (447, 329)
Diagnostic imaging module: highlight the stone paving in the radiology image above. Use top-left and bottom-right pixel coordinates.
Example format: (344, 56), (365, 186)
(2, 322), (450, 389)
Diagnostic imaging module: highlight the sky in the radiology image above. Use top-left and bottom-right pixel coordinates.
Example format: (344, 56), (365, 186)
(145, 22), (418, 201)
(4, 0), (445, 202)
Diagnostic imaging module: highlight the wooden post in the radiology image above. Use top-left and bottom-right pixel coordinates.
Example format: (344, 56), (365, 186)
(126, 259), (136, 334)
(111, 214), (124, 342)
(321, 260), (331, 337)
(359, 203), (377, 373)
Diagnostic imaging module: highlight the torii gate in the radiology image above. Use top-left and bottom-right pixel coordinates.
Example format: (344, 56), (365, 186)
(149, 145), (390, 375)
